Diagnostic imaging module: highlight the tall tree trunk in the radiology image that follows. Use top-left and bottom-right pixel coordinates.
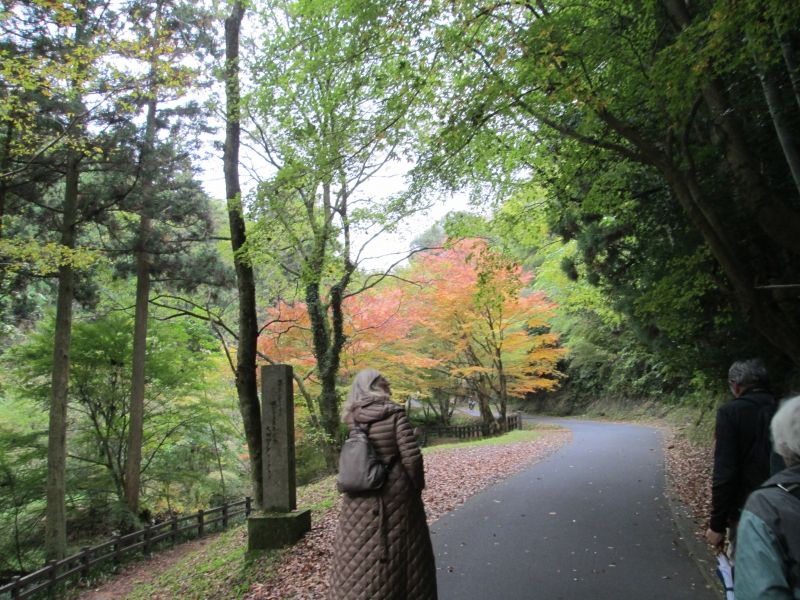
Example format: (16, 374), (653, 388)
(45, 151), (80, 561)
(662, 0), (800, 255)
(125, 83), (158, 518)
(663, 163), (800, 365)
(305, 278), (339, 471)
(754, 61), (800, 197)
(0, 122), (11, 242)
(210, 423), (227, 501)
(496, 352), (508, 423)
(305, 227), (354, 471)
(124, 213), (151, 517)
(224, 0), (264, 509)
(476, 389), (497, 430)
(318, 179), (355, 468)
(0, 122), (11, 292)
(463, 342), (498, 429)
(776, 22), (800, 110)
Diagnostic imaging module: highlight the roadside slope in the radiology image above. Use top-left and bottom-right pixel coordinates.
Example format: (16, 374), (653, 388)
(79, 426), (570, 600)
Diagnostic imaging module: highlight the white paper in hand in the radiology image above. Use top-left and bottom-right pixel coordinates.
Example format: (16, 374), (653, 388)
(716, 553), (735, 600)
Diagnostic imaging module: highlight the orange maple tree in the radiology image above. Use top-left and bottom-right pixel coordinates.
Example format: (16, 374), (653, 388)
(396, 238), (564, 427)
(256, 285), (415, 426)
(257, 238), (564, 431)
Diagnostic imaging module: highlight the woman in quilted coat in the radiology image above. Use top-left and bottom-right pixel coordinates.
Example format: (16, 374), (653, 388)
(329, 369), (437, 600)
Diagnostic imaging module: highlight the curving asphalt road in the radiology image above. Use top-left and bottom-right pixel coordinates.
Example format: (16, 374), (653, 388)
(430, 418), (717, 599)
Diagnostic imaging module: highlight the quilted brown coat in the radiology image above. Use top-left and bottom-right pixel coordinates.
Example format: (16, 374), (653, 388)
(329, 399), (437, 600)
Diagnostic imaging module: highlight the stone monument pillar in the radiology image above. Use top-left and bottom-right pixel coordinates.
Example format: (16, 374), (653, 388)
(261, 364), (296, 511)
(247, 364), (311, 552)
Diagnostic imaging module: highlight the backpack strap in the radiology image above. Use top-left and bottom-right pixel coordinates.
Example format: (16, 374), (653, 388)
(776, 482), (800, 499)
(356, 421), (398, 469)
(762, 482), (800, 588)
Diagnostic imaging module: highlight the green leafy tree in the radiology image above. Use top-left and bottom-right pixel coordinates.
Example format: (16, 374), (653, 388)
(0, 426), (47, 575)
(417, 0), (800, 377)
(7, 312), (227, 531)
(0, 0), (186, 557)
(246, 0), (438, 466)
(107, 0), (218, 519)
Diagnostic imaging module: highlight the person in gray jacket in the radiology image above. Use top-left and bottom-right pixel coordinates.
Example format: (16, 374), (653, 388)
(735, 395), (800, 599)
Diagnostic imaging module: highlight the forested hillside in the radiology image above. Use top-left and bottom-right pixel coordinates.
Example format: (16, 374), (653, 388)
(1, 0), (798, 581)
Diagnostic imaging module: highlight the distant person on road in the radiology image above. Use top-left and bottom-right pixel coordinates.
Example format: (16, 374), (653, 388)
(329, 369), (437, 600)
(706, 358), (778, 555)
(734, 395), (800, 599)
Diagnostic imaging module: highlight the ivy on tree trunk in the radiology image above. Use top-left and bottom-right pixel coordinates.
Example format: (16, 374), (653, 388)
(224, 0), (264, 510)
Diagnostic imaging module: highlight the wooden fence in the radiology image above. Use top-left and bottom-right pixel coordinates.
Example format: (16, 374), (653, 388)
(0, 497), (252, 600)
(422, 413), (522, 441)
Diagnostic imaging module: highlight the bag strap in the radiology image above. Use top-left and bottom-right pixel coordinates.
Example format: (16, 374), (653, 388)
(776, 482), (800, 499)
(354, 422), (398, 468)
(762, 482), (800, 587)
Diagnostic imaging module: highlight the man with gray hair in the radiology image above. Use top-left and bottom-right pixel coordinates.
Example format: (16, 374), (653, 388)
(706, 359), (778, 552)
(734, 395), (800, 599)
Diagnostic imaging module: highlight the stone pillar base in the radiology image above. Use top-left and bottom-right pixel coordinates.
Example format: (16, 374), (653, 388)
(247, 509), (312, 552)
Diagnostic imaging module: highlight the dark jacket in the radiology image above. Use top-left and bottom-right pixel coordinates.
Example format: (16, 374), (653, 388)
(710, 388), (778, 532)
(734, 464), (800, 599)
(329, 400), (437, 600)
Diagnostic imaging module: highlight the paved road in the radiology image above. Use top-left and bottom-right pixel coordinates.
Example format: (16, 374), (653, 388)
(431, 418), (716, 599)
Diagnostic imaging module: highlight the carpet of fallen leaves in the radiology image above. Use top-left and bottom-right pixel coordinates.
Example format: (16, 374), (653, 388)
(77, 534), (228, 600)
(663, 429), (713, 530)
(245, 429), (572, 600)
(78, 423), (713, 600)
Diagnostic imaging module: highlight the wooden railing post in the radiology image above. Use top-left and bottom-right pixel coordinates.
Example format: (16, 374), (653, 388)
(113, 534), (122, 565)
(80, 546), (91, 579)
(143, 524), (152, 556)
(171, 515), (178, 545)
(0, 497), (258, 600)
(47, 559), (58, 596)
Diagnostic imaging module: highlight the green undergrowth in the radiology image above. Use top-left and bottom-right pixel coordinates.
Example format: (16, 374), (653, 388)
(578, 396), (719, 448)
(660, 403), (718, 446)
(122, 525), (286, 600)
(88, 428), (564, 599)
(423, 422), (557, 452)
(92, 476), (340, 600)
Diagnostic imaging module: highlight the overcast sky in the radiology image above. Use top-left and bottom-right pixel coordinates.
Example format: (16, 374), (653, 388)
(198, 154), (474, 272)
